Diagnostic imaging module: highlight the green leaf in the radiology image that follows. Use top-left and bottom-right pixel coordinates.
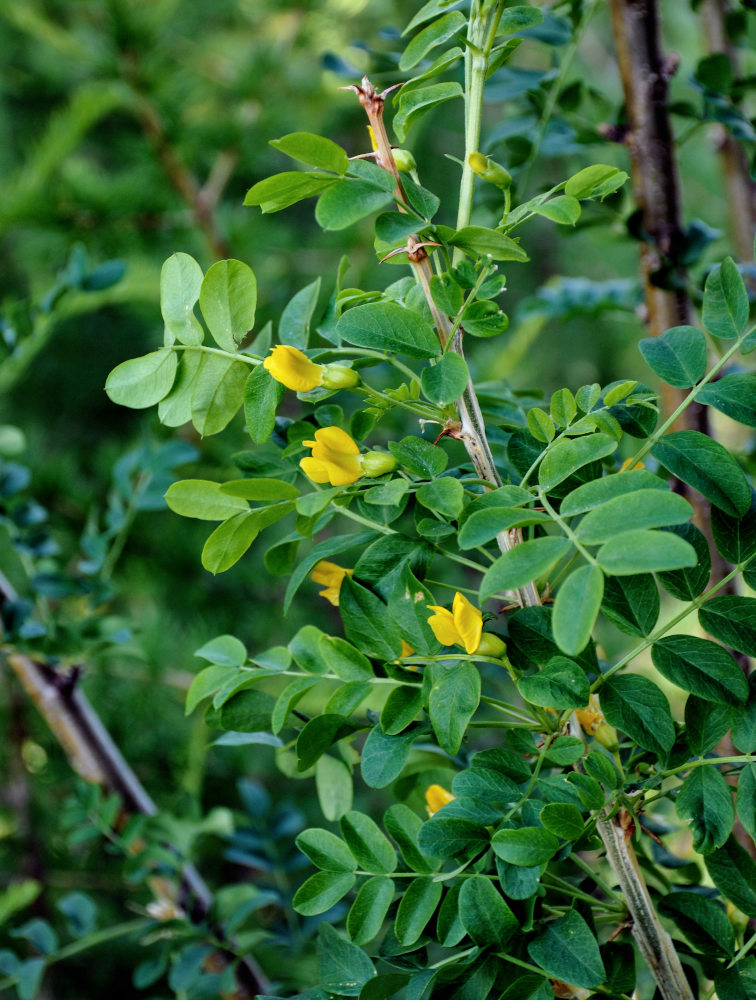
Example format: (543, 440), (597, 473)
(160, 252), (203, 345)
(417, 816), (489, 859)
(220, 478), (299, 501)
(341, 811), (396, 875)
(393, 82), (463, 142)
(491, 827), (560, 866)
(191, 356), (249, 436)
(518, 656), (590, 710)
(395, 877), (442, 945)
(452, 766), (519, 805)
(445, 225), (528, 262)
(639, 325), (707, 388)
(652, 430), (751, 517)
(685, 695), (732, 756)
(458, 507), (550, 549)
(416, 477), (464, 519)
(340, 577), (402, 661)
(737, 763), (756, 843)
(318, 924), (375, 997)
(271, 677), (318, 734)
(316, 754), (354, 821)
(497, 5), (544, 33)
(597, 528), (697, 575)
(652, 635), (748, 704)
(219, 689), (275, 732)
(199, 259), (256, 353)
(677, 765), (735, 854)
(528, 911), (606, 989)
(705, 836), (756, 916)
(387, 566), (438, 657)
(601, 573), (659, 637)
(244, 171), (338, 213)
(157, 351), (202, 426)
(576, 489), (692, 545)
(420, 353), (469, 405)
(697, 373), (756, 427)
(105, 349), (177, 409)
(658, 891), (734, 958)
(703, 258), (749, 339)
(279, 278), (321, 349)
(458, 875), (517, 947)
(561, 469), (667, 516)
(539, 433), (618, 491)
(564, 164), (623, 199)
(601, 674), (675, 756)
(527, 407), (555, 443)
(337, 301), (440, 360)
(165, 480), (248, 520)
(427, 662), (480, 755)
(507, 605), (597, 674)
(383, 805), (438, 878)
(403, 0), (464, 35)
(543, 735), (585, 765)
(269, 132), (348, 173)
(315, 179), (394, 230)
(361, 725), (417, 788)
(480, 537), (572, 601)
(388, 435), (447, 477)
(540, 803), (585, 841)
(552, 564), (603, 656)
(347, 876), (395, 946)
(399, 11), (467, 70)
(657, 523), (712, 601)
(296, 715), (361, 770)
(195, 634), (247, 666)
(201, 511), (259, 573)
(732, 692), (756, 753)
(534, 195), (580, 226)
(293, 871), (355, 916)
(319, 635), (374, 680)
(699, 596), (756, 656)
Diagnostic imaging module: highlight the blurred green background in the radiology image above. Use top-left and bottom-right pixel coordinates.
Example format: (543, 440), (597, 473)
(0, 0), (754, 994)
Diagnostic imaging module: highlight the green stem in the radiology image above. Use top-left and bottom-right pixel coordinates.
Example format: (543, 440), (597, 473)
(571, 854), (624, 905)
(728, 927), (756, 968)
(173, 343), (260, 365)
(538, 489), (598, 567)
(661, 753), (754, 780)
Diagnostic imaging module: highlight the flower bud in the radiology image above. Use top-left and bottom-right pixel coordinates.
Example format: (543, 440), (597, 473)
(594, 721), (619, 752)
(468, 152), (512, 189)
(321, 364), (360, 390)
(475, 632), (507, 658)
(392, 148), (417, 173)
(358, 451), (398, 478)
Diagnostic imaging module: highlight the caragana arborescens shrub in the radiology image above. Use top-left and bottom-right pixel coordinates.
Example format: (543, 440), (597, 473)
(107, 2), (756, 997)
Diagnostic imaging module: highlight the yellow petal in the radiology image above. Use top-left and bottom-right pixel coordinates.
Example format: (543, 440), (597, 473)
(425, 784), (455, 817)
(263, 345), (323, 392)
(426, 606), (461, 648)
(311, 560), (348, 588)
(311, 426), (360, 455)
(576, 694), (603, 735)
(452, 592), (483, 655)
(400, 640), (414, 657)
(317, 584), (342, 606)
(299, 456), (331, 483)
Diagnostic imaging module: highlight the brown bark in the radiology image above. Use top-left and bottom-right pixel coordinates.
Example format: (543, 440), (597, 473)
(608, 0), (734, 590)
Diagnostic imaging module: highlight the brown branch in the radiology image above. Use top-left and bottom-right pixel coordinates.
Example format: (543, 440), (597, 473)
(0, 575), (268, 998)
(608, 0), (735, 592)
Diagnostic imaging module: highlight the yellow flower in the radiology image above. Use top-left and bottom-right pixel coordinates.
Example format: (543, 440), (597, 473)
(311, 560), (354, 606)
(426, 592), (483, 655)
(400, 640), (414, 658)
(575, 695), (603, 735)
(263, 345), (324, 392)
(425, 784), (455, 817)
(300, 427), (362, 486)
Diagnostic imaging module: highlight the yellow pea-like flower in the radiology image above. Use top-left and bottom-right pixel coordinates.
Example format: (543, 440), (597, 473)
(300, 427), (363, 486)
(263, 345), (324, 392)
(310, 560), (354, 607)
(425, 784), (455, 817)
(426, 592), (483, 655)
